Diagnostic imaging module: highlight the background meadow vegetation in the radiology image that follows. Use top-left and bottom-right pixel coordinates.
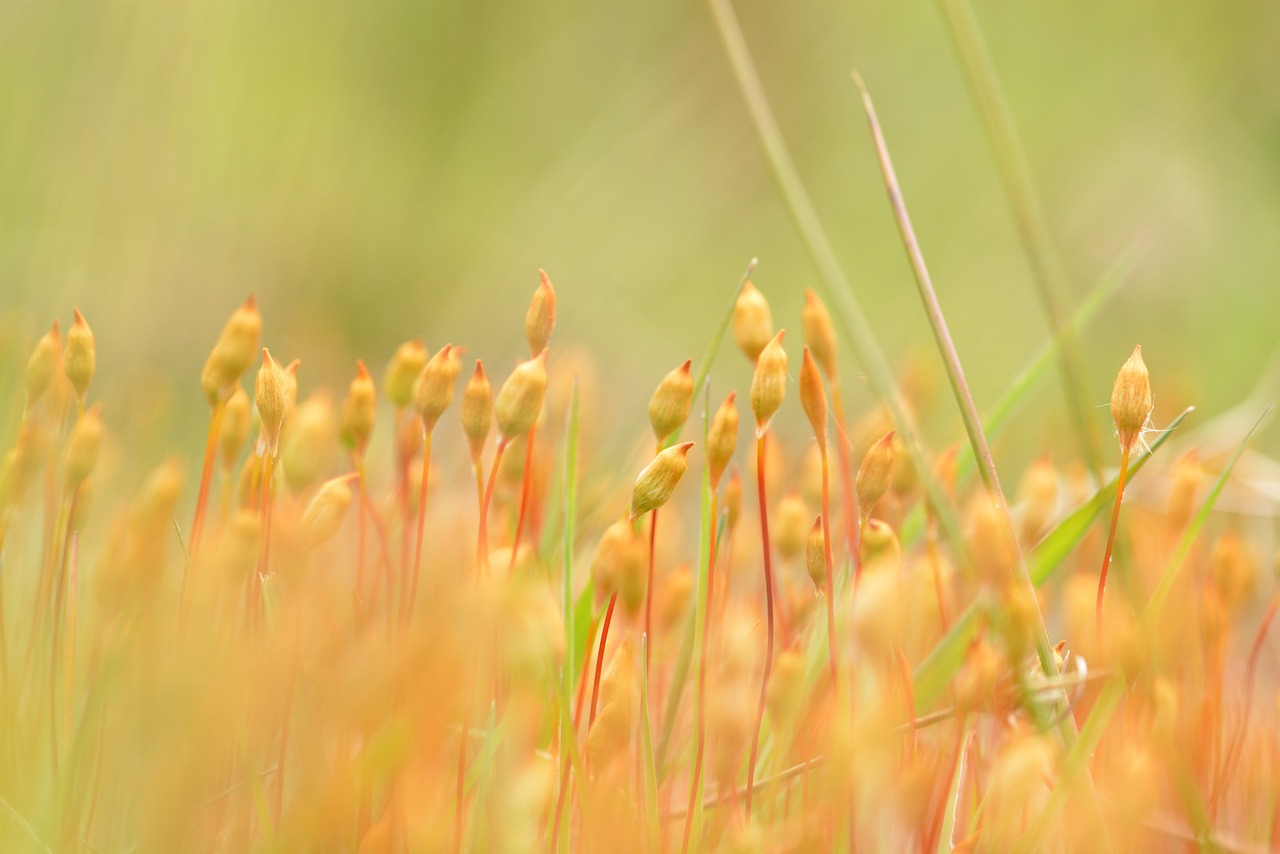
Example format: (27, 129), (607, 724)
(2, 0), (1280, 852)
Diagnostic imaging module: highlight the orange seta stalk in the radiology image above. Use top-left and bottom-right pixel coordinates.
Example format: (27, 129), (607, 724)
(188, 400), (226, 564)
(1095, 447), (1131, 646)
(478, 437), (511, 577)
(587, 592), (619, 727)
(406, 430), (434, 626)
(507, 425), (537, 575)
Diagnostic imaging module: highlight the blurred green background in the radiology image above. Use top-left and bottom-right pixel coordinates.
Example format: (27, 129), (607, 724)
(2, 0), (1278, 462)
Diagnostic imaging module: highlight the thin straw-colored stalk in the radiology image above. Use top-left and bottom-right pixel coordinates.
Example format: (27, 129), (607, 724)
(707, 0), (968, 561)
(819, 449), (838, 684)
(745, 433), (775, 817)
(853, 72), (1077, 709)
(934, 0), (1103, 479)
(1212, 592), (1279, 815)
(1010, 406), (1270, 854)
(854, 71), (1110, 843)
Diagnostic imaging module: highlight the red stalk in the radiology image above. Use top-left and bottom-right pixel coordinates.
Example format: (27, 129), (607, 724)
(746, 434), (776, 817)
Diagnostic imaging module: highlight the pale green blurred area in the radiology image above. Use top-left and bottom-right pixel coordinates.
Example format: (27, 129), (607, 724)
(2, 0), (1279, 461)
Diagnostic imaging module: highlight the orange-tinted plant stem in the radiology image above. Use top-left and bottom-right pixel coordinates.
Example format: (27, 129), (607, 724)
(407, 430), (434, 625)
(189, 400), (226, 565)
(644, 509), (659, 678)
(588, 592), (619, 727)
(819, 446), (839, 684)
(746, 434), (775, 817)
(1095, 447), (1131, 646)
(479, 438), (510, 578)
(1212, 594), (1278, 815)
(507, 425), (537, 575)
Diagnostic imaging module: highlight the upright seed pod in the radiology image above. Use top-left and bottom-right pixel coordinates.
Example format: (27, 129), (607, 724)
(1111, 345), (1153, 454)
(414, 344), (460, 433)
(799, 348), (827, 443)
(64, 308), (96, 407)
(340, 360), (377, 456)
(733, 281), (774, 362)
(806, 516), (826, 591)
(219, 386), (251, 471)
(64, 403), (103, 490)
(749, 331), (787, 434)
(802, 289), (838, 379)
(384, 339), (427, 410)
(300, 473), (359, 549)
(629, 442), (695, 520)
(525, 270), (557, 357)
(647, 359), (694, 445)
(461, 360), (494, 463)
(255, 348), (289, 457)
(205, 296), (262, 403)
(1015, 456), (1060, 544)
(25, 320), (61, 408)
(495, 350), (549, 441)
(707, 392), (739, 489)
(590, 518), (634, 608)
(774, 493), (809, 561)
(282, 392), (336, 492)
(856, 431), (895, 525)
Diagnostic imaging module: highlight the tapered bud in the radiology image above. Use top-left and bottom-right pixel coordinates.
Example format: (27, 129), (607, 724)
(206, 296), (262, 401)
(63, 308), (95, 405)
(1111, 345), (1153, 454)
(749, 331), (787, 432)
(219, 386), (250, 471)
(384, 339), (427, 409)
(806, 516), (827, 591)
(860, 519), (901, 576)
(495, 350), (548, 440)
(25, 320), (61, 406)
(1165, 451), (1204, 531)
(647, 359), (694, 444)
(64, 404), (103, 489)
(461, 360), (493, 462)
(300, 473), (358, 548)
(856, 431), (895, 524)
(707, 392), (739, 489)
(1015, 457), (1059, 544)
(283, 392), (336, 492)
(590, 518), (641, 608)
(1209, 532), (1255, 611)
(766, 647), (806, 727)
(0, 421), (44, 507)
(525, 269), (557, 357)
(255, 348), (288, 456)
(340, 360), (377, 454)
(414, 344), (459, 433)
(802, 289), (838, 378)
(733, 281), (774, 362)
(629, 442), (694, 520)
(799, 348), (827, 442)
(774, 493), (809, 562)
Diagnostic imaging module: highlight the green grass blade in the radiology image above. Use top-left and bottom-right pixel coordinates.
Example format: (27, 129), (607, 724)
(900, 249), (1136, 547)
(913, 406), (1191, 712)
(1029, 406), (1194, 586)
(934, 0), (1104, 478)
(707, 0), (969, 564)
(1012, 404), (1268, 854)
